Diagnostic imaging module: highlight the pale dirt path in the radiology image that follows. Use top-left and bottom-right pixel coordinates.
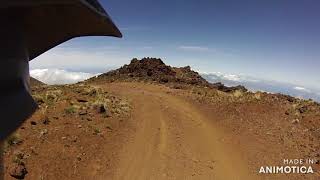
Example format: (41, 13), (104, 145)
(99, 82), (258, 180)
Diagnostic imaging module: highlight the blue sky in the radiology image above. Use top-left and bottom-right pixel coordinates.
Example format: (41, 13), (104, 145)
(31, 0), (320, 90)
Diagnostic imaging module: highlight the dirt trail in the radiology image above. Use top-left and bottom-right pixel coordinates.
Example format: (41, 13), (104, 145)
(101, 83), (258, 180)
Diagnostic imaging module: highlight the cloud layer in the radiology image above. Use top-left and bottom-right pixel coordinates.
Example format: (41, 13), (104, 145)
(30, 46), (129, 73)
(293, 86), (311, 93)
(201, 72), (320, 102)
(178, 46), (210, 52)
(202, 72), (260, 83)
(30, 69), (99, 85)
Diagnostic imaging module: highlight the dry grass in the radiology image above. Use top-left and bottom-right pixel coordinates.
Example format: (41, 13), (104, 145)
(233, 90), (244, 98)
(3, 133), (22, 153)
(64, 106), (77, 114)
(253, 92), (261, 100)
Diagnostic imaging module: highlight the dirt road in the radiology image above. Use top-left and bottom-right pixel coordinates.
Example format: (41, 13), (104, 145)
(4, 82), (319, 179)
(101, 83), (257, 180)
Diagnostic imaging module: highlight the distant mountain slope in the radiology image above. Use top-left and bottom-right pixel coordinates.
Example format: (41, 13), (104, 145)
(30, 77), (45, 87)
(202, 72), (320, 102)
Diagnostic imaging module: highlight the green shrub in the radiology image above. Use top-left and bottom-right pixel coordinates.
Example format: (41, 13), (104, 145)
(65, 106), (77, 114)
(93, 128), (101, 135)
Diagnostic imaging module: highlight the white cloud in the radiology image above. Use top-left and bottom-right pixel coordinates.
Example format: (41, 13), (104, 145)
(201, 72), (259, 82)
(294, 86), (311, 92)
(178, 46), (210, 52)
(30, 69), (99, 85)
(119, 26), (150, 31)
(30, 46), (131, 71)
(138, 46), (153, 50)
(221, 74), (241, 82)
(177, 46), (235, 56)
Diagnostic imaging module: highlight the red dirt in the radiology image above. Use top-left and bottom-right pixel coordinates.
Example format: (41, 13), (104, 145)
(2, 59), (320, 179)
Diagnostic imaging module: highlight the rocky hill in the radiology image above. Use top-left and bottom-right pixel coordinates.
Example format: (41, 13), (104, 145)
(88, 57), (247, 93)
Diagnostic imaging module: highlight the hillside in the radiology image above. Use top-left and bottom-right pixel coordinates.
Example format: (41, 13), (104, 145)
(3, 58), (320, 180)
(88, 57), (247, 92)
(30, 77), (45, 87)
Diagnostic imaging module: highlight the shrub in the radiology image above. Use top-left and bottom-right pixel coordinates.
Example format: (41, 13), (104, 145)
(3, 133), (22, 152)
(93, 128), (101, 135)
(233, 90), (243, 98)
(32, 94), (45, 105)
(254, 93), (261, 100)
(12, 151), (25, 165)
(65, 106), (77, 114)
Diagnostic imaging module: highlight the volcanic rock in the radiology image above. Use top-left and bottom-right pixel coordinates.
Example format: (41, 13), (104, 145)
(9, 164), (28, 179)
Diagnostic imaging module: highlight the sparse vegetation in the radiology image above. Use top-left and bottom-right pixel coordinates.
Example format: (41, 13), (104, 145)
(232, 90), (244, 98)
(93, 128), (101, 135)
(12, 151), (25, 165)
(32, 94), (45, 105)
(254, 92), (261, 100)
(5, 133), (22, 147)
(2, 133), (23, 153)
(46, 90), (62, 104)
(65, 106), (77, 114)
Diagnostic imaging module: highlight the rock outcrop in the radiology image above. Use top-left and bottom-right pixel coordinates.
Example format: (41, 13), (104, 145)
(89, 57), (247, 92)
